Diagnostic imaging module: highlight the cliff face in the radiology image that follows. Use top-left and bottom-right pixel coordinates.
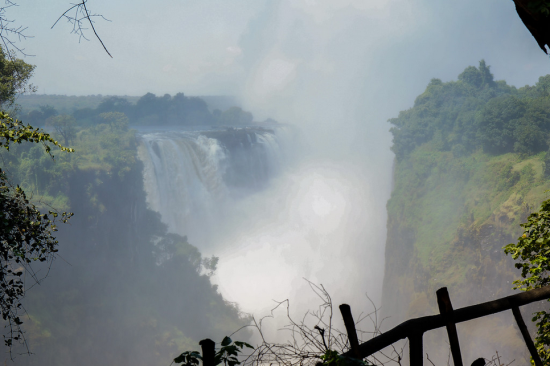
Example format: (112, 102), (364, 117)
(381, 146), (548, 363)
(381, 63), (550, 363)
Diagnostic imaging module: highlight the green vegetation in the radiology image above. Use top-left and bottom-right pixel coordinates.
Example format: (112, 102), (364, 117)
(390, 60), (550, 160)
(174, 337), (253, 366)
(17, 94), (140, 115)
(19, 92), (262, 127)
(505, 200), (550, 365)
(0, 47), (75, 348)
(45, 114), (77, 146)
(1, 113), (249, 364)
(0, 47), (36, 110)
(383, 62), (550, 363)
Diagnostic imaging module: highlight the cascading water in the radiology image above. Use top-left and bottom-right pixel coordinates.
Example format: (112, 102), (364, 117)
(138, 122), (387, 320)
(137, 126), (286, 248)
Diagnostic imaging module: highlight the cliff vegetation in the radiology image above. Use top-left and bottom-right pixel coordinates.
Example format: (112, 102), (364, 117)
(383, 61), (550, 363)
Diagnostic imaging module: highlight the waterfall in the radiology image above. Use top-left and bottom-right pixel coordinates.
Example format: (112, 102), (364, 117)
(137, 127), (286, 247)
(138, 124), (386, 317)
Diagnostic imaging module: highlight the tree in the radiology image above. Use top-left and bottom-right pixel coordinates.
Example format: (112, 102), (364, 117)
(46, 114), (77, 146)
(0, 37), (74, 349)
(0, 47), (35, 109)
(98, 111), (129, 131)
(0, 110), (73, 348)
(220, 107), (254, 125)
(504, 199), (550, 365)
(25, 105), (58, 127)
(96, 96), (132, 115)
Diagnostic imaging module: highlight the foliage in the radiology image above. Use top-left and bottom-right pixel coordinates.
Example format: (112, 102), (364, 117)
(389, 62), (550, 160)
(45, 114), (77, 146)
(0, 119), (250, 364)
(218, 107), (253, 125)
(17, 94), (124, 116)
(0, 47), (36, 109)
(0, 169), (71, 347)
(98, 111), (129, 131)
(20, 92), (259, 128)
(0, 111), (73, 156)
(25, 105), (58, 127)
(174, 351), (202, 366)
(0, 110), (73, 348)
(384, 64), (550, 364)
(173, 337), (253, 366)
(504, 199), (550, 365)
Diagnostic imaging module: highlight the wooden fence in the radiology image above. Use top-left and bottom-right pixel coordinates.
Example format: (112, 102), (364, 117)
(340, 286), (550, 366)
(198, 285), (550, 366)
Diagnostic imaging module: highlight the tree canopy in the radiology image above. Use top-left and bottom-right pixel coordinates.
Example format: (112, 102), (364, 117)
(21, 92), (260, 128)
(389, 61), (550, 160)
(0, 48), (35, 109)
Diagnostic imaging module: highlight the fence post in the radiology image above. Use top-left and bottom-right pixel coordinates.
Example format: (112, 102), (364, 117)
(436, 287), (463, 366)
(409, 331), (424, 366)
(511, 306), (543, 366)
(200, 338), (216, 366)
(339, 304), (362, 359)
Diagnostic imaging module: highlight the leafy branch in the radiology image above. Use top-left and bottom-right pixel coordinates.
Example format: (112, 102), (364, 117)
(504, 198), (550, 365)
(173, 337), (253, 366)
(0, 111), (74, 157)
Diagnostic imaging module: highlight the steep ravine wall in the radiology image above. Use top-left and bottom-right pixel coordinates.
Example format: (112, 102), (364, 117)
(381, 144), (549, 363)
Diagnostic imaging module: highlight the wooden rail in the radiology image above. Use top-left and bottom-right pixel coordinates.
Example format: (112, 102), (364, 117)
(340, 286), (550, 366)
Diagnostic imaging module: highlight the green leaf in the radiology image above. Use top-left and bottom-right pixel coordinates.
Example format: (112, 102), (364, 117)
(221, 336), (232, 347)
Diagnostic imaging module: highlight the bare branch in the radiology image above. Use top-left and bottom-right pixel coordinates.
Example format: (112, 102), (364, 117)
(232, 280), (406, 366)
(51, 0), (112, 58)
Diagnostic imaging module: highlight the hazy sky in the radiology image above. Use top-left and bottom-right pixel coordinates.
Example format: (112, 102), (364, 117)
(7, 0), (550, 100)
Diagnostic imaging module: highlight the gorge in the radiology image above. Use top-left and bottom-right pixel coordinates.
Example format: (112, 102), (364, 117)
(135, 123), (388, 317)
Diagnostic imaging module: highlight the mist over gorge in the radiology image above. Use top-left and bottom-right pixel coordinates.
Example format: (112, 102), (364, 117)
(135, 120), (387, 315)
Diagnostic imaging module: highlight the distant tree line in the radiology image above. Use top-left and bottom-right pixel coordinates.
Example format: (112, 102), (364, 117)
(390, 60), (550, 160)
(20, 92), (262, 127)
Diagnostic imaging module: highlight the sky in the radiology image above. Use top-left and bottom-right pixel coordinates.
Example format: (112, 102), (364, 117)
(6, 0), (550, 100)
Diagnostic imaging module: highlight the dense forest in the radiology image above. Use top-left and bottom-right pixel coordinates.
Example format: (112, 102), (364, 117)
(383, 61), (550, 364)
(0, 118), (249, 365)
(390, 60), (550, 159)
(16, 93), (263, 128)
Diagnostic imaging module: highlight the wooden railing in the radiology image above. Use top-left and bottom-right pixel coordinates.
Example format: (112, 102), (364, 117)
(196, 286), (550, 366)
(340, 286), (550, 366)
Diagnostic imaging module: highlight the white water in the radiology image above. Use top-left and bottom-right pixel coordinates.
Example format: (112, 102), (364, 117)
(138, 125), (387, 326)
(138, 128), (287, 248)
